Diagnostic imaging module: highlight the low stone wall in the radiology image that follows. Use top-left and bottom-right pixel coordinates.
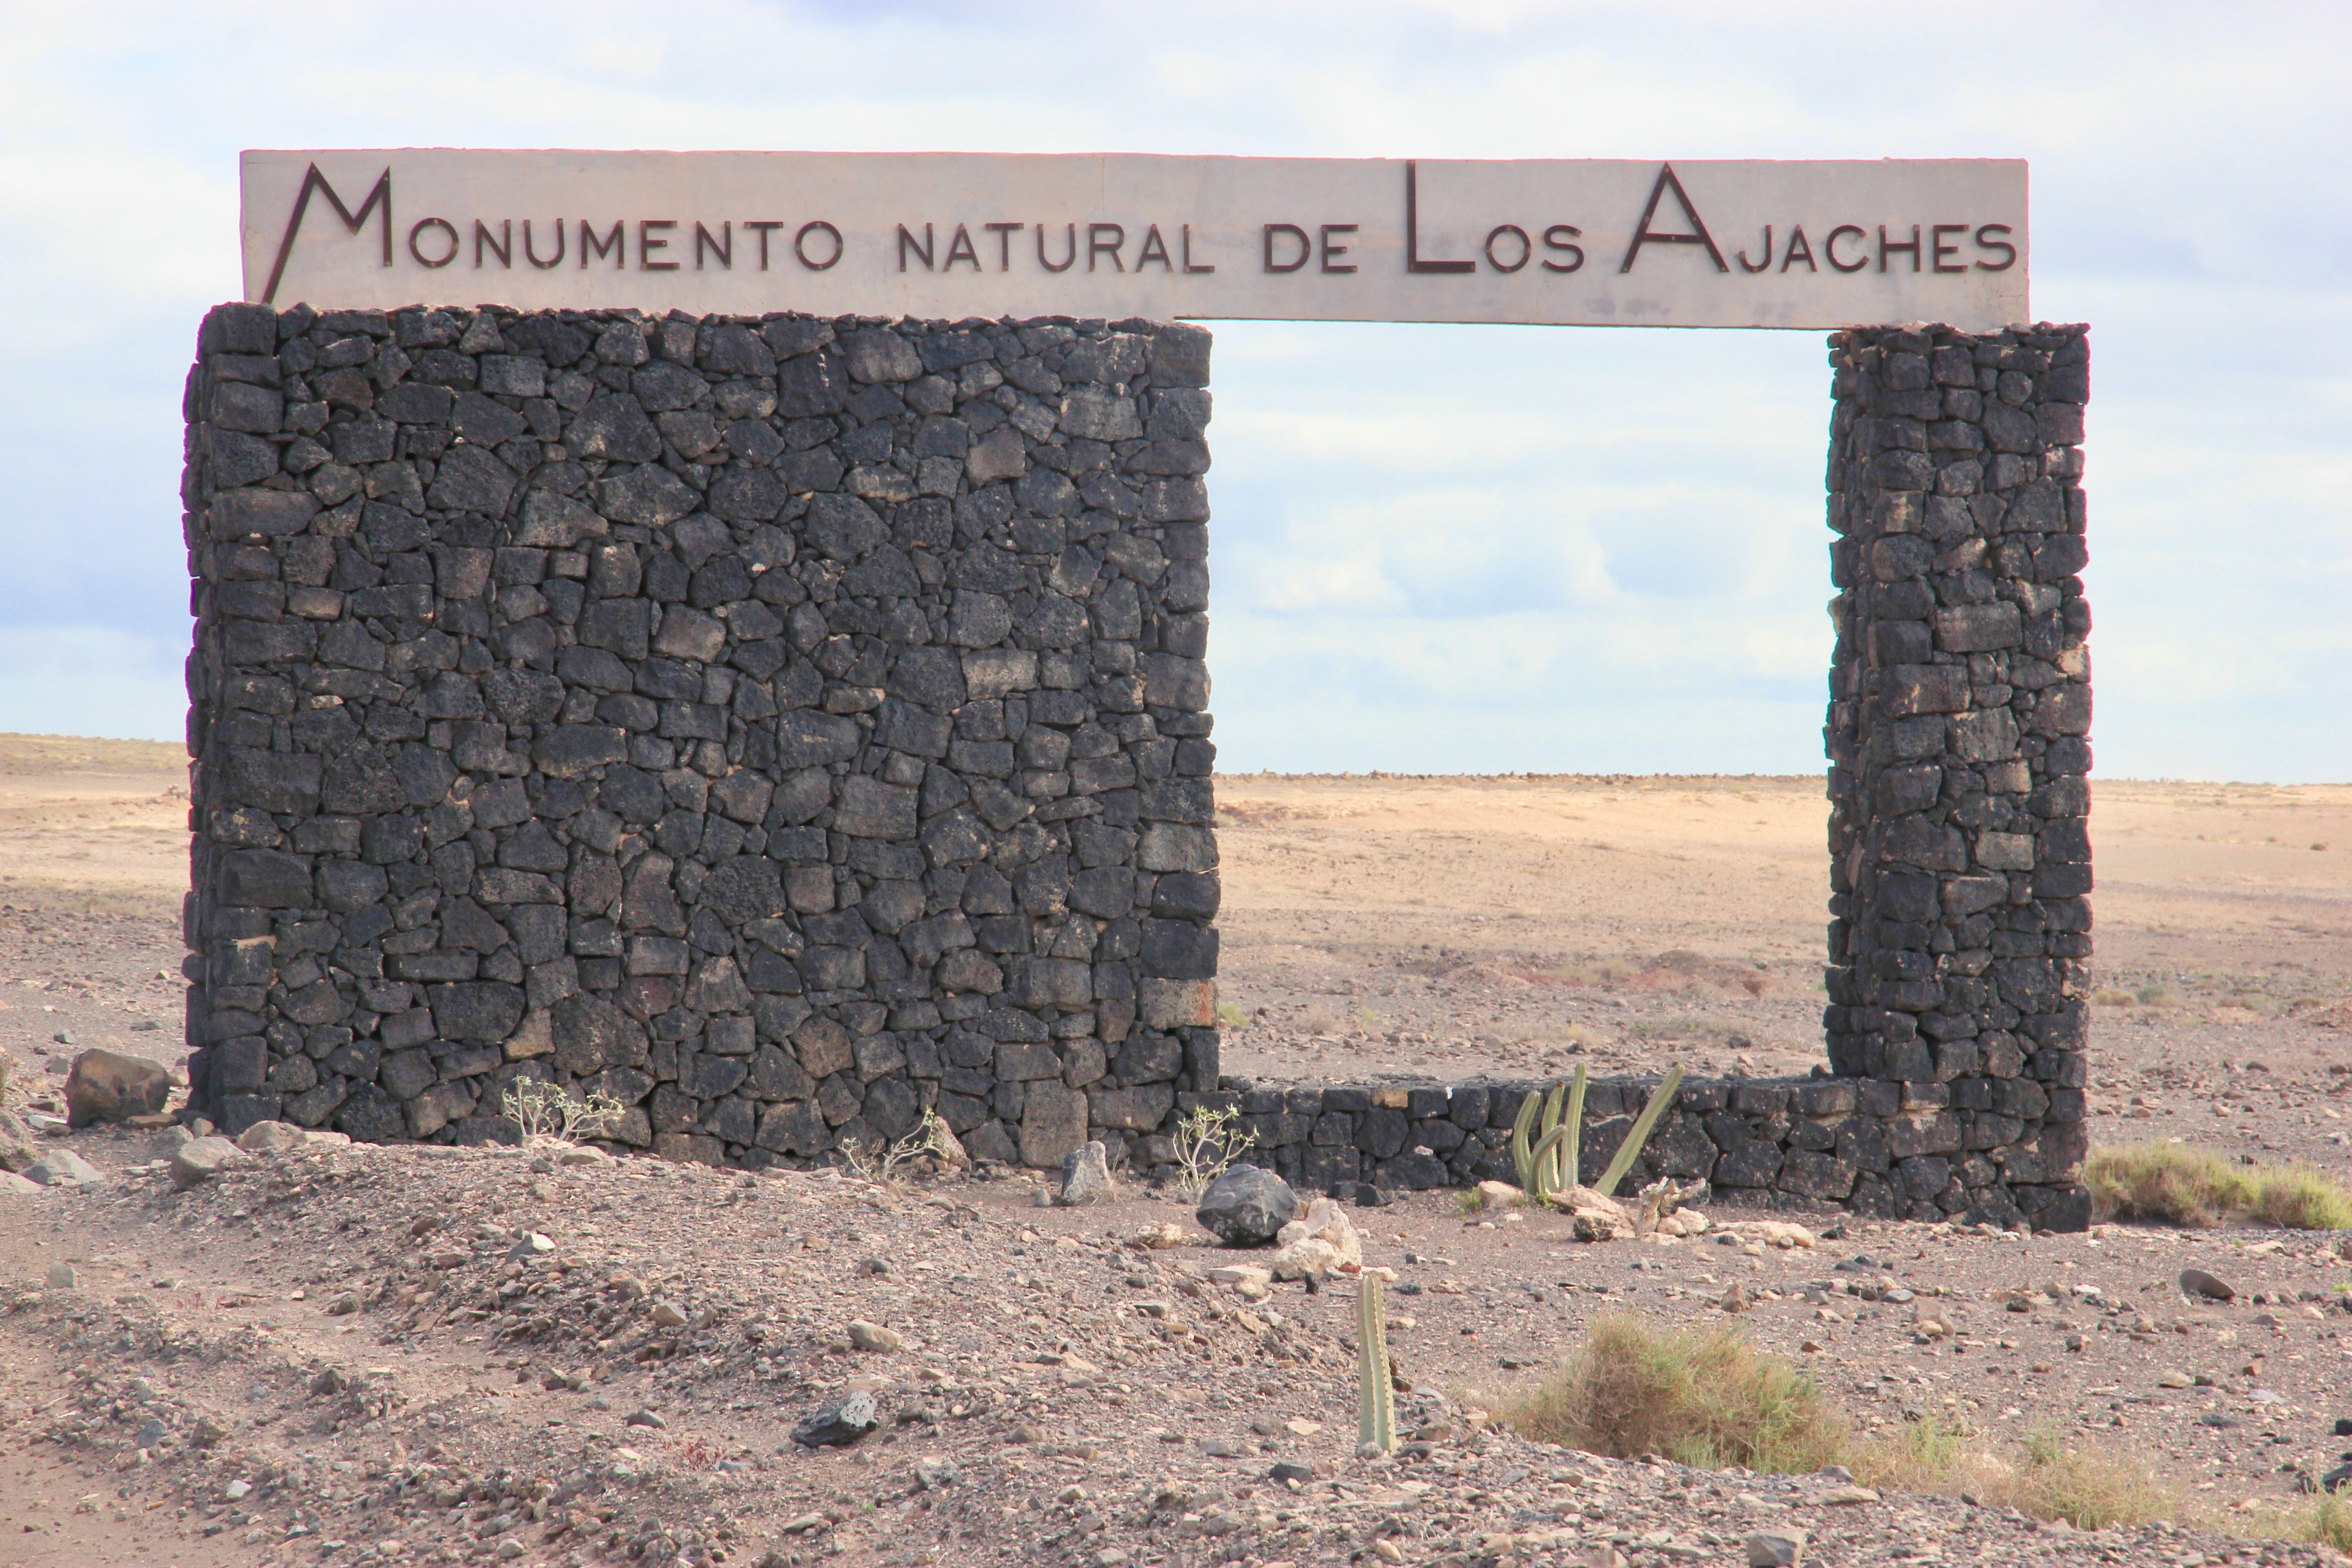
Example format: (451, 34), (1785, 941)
(1183, 1068), (2082, 1228)
(181, 303), (1221, 1172)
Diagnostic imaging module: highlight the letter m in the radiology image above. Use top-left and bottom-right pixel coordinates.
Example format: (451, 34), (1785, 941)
(261, 163), (392, 304)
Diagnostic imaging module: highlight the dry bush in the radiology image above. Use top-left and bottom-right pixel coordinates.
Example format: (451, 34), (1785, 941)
(501, 1079), (627, 1144)
(2273, 1493), (2352, 1554)
(2087, 1142), (2352, 1230)
(1170, 1103), (1254, 1203)
(1509, 1315), (2181, 1534)
(2245, 1165), (2352, 1230)
(1504, 1313), (1847, 1474)
(838, 1110), (954, 1187)
(1850, 1420), (2178, 1531)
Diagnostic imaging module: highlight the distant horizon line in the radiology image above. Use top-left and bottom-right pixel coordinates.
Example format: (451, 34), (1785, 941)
(0, 732), (2341, 791)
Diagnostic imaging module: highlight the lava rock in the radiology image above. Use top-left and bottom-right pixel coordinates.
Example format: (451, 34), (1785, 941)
(792, 1390), (880, 1448)
(1196, 1165), (1298, 1246)
(1330, 1181), (1391, 1207)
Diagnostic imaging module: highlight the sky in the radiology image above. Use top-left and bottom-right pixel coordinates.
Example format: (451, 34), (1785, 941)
(0, 1), (2346, 780)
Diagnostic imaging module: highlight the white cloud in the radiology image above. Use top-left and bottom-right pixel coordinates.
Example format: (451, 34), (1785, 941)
(0, 0), (2347, 779)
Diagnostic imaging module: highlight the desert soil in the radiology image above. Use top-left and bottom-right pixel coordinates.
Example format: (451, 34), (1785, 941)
(4, 734), (2352, 1568)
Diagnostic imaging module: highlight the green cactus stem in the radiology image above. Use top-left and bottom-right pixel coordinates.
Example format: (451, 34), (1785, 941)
(1357, 1274), (1396, 1457)
(1594, 1064), (1686, 1198)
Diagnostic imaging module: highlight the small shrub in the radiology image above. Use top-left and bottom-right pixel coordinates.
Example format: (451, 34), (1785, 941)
(2247, 1165), (2352, 1230)
(1998, 1426), (2181, 1531)
(502, 1079), (627, 1144)
(2277, 1491), (2352, 1553)
(2087, 1142), (2352, 1230)
(838, 1109), (954, 1187)
(1504, 1312), (1847, 1474)
(1506, 1313), (2213, 1537)
(1170, 1104), (1254, 1203)
(1215, 1001), (1250, 1030)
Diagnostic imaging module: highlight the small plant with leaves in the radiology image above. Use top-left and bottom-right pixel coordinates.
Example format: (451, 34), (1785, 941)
(1170, 1102), (1256, 1202)
(1510, 1063), (1686, 1205)
(1357, 1274), (1396, 1458)
(501, 1078), (628, 1144)
(839, 1109), (956, 1187)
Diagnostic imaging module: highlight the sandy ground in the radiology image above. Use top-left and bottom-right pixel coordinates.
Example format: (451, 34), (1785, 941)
(4, 734), (2352, 1567)
(1210, 772), (2352, 1168)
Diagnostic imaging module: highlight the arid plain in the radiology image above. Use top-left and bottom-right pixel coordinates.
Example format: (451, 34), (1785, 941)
(4, 734), (2352, 1567)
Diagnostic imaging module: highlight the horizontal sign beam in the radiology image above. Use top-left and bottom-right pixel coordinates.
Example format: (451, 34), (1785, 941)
(243, 150), (2029, 331)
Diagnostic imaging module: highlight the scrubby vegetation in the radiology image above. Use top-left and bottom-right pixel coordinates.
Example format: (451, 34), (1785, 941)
(2086, 1142), (2352, 1230)
(1503, 1313), (2186, 1532)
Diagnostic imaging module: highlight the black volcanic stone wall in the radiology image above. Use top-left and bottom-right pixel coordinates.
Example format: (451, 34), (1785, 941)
(1184, 1068), (2064, 1227)
(1819, 322), (2094, 1231)
(177, 302), (2095, 1230)
(180, 302), (1221, 1171)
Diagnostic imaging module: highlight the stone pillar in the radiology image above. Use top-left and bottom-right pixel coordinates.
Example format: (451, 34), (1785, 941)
(1822, 323), (2093, 1231)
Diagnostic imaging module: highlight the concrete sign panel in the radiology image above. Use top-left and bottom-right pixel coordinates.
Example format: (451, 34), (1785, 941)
(244, 150), (2028, 330)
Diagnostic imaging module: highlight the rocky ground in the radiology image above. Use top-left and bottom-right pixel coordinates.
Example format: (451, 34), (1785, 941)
(5, 1127), (2350, 1568)
(4, 739), (2352, 1566)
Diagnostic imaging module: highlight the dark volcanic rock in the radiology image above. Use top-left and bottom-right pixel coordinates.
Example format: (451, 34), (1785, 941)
(791, 1390), (880, 1448)
(1196, 1164), (1298, 1246)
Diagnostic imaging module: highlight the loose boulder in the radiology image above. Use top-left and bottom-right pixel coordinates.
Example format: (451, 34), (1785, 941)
(1562, 1185), (1635, 1242)
(0, 1107), (38, 1173)
(792, 1390), (880, 1448)
(23, 1149), (103, 1188)
(1058, 1140), (1114, 1205)
(1270, 1196), (1362, 1280)
(64, 1048), (172, 1127)
(1196, 1164), (1298, 1247)
(235, 1120), (308, 1154)
(170, 1136), (245, 1189)
(2180, 1267), (2235, 1303)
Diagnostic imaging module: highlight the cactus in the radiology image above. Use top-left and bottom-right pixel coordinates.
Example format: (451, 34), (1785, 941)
(1357, 1274), (1396, 1457)
(1560, 1064), (1588, 1190)
(1509, 1083), (1543, 1191)
(1514, 1066), (1583, 1203)
(1512, 1062), (1688, 1208)
(1594, 1064), (1686, 1198)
